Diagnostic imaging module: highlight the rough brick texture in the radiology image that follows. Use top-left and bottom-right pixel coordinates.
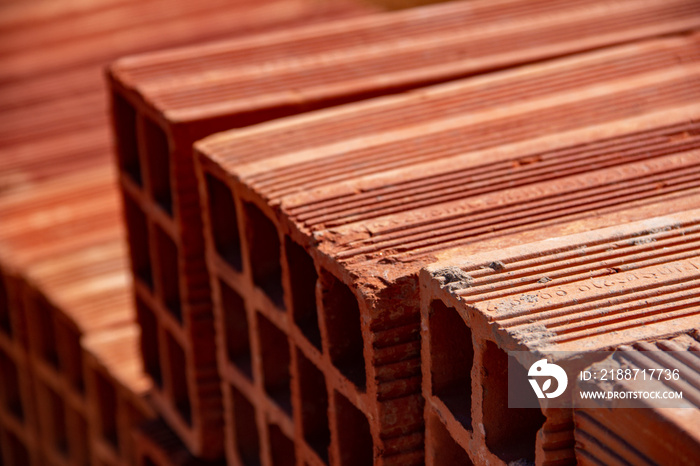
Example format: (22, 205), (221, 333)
(420, 210), (700, 464)
(575, 333), (700, 465)
(195, 34), (700, 465)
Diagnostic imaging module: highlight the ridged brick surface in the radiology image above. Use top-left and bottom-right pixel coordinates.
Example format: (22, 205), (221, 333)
(109, 0), (700, 459)
(195, 34), (700, 465)
(420, 211), (700, 465)
(575, 333), (700, 465)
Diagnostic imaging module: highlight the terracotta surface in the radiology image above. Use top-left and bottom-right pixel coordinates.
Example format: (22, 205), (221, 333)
(195, 34), (700, 465)
(575, 333), (700, 465)
(420, 209), (700, 465)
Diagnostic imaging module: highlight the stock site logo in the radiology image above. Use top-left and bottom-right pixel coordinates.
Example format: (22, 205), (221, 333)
(528, 359), (568, 399)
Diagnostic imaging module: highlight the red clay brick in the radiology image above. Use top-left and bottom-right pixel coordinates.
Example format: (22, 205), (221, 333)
(421, 210), (700, 464)
(195, 35), (700, 464)
(133, 419), (226, 466)
(111, 1), (700, 459)
(574, 333), (700, 465)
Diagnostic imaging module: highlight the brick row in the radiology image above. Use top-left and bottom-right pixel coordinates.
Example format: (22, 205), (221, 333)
(109, 1), (700, 460)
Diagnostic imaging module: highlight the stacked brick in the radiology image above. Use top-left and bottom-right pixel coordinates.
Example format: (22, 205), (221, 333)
(107, 1), (700, 462)
(420, 210), (700, 464)
(194, 33), (700, 464)
(575, 333), (700, 465)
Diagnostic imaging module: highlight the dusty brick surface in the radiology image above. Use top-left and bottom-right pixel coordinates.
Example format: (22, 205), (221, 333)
(195, 34), (700, 465)
(420, 211), (700, 464)
(575, 333), (700, 465)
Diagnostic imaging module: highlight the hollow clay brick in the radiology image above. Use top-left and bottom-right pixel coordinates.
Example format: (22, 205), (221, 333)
(420, 211), (700, 465)
(0, 0), (371, 194)
(575, 333), (700, 466)
(194, 35), (700, 465)
(112, 2), (700, 459)
(0, 167), (149, 465)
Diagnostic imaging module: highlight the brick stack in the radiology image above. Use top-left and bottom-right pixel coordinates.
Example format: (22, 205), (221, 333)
(193, 33), (700, 464)
(420, 210), (700, 464)
(107, 1), (700, 463)
(575, 333), (700, 465)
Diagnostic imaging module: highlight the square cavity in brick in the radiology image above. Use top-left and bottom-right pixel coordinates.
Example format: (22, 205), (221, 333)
(44, 383), (68, 455)
(334, 391), (373, 466)
(268, 423), (295, 466)
(285, 238), (321, 349)
(136, 297), (162, 388)
(256, 313), (291, 414)
(425, 411), (473, 466)
(0, 349), (23, 421)
(230, 385), (260, 466)
(55, 320), (84, 394)
(66, 405), (90, 466)
(112, 94), (141, 185)
(482, 341), (545, 463)
(319, 270), (365, 390)
(139, 117), (172, 215)
(94, 370), (119, 451)
(242, 202), (284, 309)
(154, 226), (182, 322)
(220, 280), (252, 379)
(165, 332), (191, 425)
(205, 174), (242, 271)
(0, 274), (10, 337)
(30, 294), (58, 368)
(122, 194), (153, 288)
(297, 349), (330, 462)
(1, 430), (30, 466)
(428, 300), (473, 429)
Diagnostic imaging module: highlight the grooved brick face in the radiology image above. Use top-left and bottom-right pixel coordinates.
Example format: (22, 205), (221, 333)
(421, 210), (700, 464)
(574, 333), (700, 465)
(195, 34), (700, 464)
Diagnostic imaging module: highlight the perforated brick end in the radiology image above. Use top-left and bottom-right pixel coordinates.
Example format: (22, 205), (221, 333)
(420, 210), (700, 464)
(574, 333), (700, 465)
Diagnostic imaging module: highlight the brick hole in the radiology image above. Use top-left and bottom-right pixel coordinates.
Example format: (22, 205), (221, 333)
(319, 270), (365, 390)
(154, 226), (181, 322)
(297, 349), (330, 463)
(268, 423), (295, 466)
(55, 321), (84, 394)
(31, 295), (59, 368)
(428, 300), (473, 429)
(285, 238), (321, 349)
(112, 94), (141, 185)
(165, 332), (191, 425)
(242, 202), (284, 309)
(205, 173), (242, 271)
(0, 274), (10, 338)
(45, 384), (68, 455)
(123, 195), (153, 289)
(94, 371), (119, 452)
(334, 391), (373, 466)
(220, 280), (252, 379)
(426, 411), (473, 466)
(136, 297), (162, 388)
(144, 457), (158, 466)
(0, 349), (23, 421)
(230, 385), (261, 466)
(2, 430), (30, 466)
(66, 406), (90, 466)
(256, 312), (291, 415)
(482, 341), (545, 463)
(140, 117), (172, 215)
